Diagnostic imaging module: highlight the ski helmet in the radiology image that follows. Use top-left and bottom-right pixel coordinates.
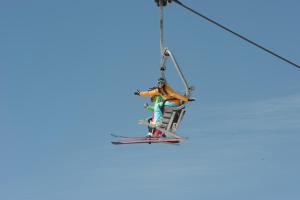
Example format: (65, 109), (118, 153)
(157, 78), (166, 88)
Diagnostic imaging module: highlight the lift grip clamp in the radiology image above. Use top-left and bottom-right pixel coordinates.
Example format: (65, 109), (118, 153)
(154, 0), (172, 7)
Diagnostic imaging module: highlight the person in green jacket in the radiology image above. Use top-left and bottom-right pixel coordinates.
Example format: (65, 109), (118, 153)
(144, 95), (163, 137)
(144, 95), (163, 112)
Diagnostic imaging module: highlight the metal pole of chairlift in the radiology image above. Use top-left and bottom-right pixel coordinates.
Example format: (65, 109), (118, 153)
(159, 0), (166, 80)
(158, 0), (192, 98)
(159, 1), (164, 55)
(166, 49), (191, 97)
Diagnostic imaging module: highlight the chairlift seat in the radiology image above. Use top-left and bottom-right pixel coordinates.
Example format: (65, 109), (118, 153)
(160, 104), (186, 133)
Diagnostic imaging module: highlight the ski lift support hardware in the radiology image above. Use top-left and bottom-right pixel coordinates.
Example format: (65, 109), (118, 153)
(143, 0), (194, 139)
(157, 0), (194, 98)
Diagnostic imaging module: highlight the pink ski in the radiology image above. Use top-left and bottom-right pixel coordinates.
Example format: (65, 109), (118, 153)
(111, 136), (181, 145)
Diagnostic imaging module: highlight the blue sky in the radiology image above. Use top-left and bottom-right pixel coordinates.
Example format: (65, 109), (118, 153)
(1, 0), (300, 199)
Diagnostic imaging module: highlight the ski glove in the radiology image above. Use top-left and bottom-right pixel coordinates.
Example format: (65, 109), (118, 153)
(134, 90), (140, 96)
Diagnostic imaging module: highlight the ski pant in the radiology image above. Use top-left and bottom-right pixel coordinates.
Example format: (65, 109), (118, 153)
(153, 101), (178, 124)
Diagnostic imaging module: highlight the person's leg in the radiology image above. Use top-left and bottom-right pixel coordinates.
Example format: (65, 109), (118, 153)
(147, 117), (153, 133)
(164, 101), (178, 107)
(152, 101), (179, 137)
(153, 101), (177, 124)
(153, 102), (163, 124)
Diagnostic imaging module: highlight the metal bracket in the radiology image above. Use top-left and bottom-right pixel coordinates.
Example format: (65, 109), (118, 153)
(160, 48), (192, 97)
(156, 0), (194, 99)
(155, 0), (172, 7)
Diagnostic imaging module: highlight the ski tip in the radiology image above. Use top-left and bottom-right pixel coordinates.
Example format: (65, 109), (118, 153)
(111, 141), (121, 145)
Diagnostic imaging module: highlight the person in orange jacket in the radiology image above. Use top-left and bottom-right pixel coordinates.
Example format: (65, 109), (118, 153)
(134, 78), (189, 127)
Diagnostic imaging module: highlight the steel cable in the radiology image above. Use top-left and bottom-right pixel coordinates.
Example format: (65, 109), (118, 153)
(172, 0), (300, 70)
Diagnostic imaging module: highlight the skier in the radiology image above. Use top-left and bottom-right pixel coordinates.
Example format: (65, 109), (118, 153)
(135, 78), (189, 128)
(144, 95), (164, 137)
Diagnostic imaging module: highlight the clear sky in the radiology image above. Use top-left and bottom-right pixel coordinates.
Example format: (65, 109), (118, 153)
(1, 0), (300, 199)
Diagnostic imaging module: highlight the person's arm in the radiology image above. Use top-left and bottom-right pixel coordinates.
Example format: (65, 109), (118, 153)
(166, 85), (189, 102)
(143, 103), (154, 111)
(146, 105), (154, 111)
(139, 88), (160, 97)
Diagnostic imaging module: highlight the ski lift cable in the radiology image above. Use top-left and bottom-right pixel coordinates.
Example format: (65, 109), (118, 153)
(171, 0), (300, 70)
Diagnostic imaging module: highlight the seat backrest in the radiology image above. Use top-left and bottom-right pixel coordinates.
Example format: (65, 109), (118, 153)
(160, 105), (185, 133)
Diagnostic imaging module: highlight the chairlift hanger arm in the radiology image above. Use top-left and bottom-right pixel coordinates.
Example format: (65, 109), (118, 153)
(156, 1), (193, 97)
(163, 49), (191, 97)
(155, 0), (193, 98)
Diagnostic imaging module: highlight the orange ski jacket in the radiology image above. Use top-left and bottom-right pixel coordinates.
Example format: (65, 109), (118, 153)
(139, 84), (188, 105)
